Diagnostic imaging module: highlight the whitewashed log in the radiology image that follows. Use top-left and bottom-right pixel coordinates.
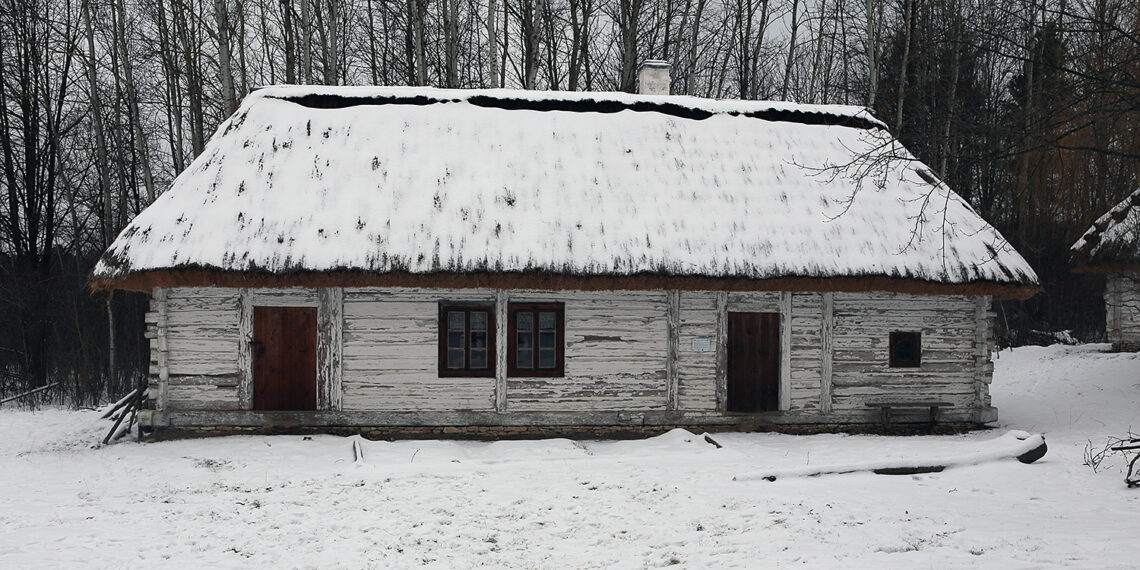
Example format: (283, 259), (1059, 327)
(820, 292), (834, 413)
(317, 288), (344, 411)
(346, 287), (497, 303)
(154, 288), (169, 411)
(167, 374), (240, 387)
(973, 296), (989, 408)
(166, 310), (240, 331)
(666, 291), (680, 410)
(249, 288), (319, 306)
(166, 384), (240, 410)
(495, 289), (508, 411)
(237, 289), (253, 409)
(342, 380), (495, 412)
(779, 291), (792, 411)
(715, 291), (728, 412)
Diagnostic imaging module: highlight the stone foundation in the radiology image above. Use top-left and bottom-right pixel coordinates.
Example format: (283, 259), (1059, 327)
(143, 421), (983, 442)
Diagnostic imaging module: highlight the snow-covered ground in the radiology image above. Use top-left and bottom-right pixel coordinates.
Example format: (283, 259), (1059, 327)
(2, 344), (1138, 568)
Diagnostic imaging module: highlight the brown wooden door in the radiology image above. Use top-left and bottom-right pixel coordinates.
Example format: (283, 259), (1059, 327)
(253, 306), (318, 411)
(727, 312), (780, 413)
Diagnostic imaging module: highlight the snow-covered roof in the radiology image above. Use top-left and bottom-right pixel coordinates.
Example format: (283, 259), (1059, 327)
(1072, 187), (1140, 269)
(93, 86), (1038, 296)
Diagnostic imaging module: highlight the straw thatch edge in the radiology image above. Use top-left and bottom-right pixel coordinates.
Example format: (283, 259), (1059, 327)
(90, 269), (1040, 300)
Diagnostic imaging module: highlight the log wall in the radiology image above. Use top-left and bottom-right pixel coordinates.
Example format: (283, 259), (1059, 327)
(829, 292), (992, 415)
(145, 286), (997, 427)
(147, 287), (242, 410)
(341, 288), (496, 411)
(1106, 272), (1140, 351)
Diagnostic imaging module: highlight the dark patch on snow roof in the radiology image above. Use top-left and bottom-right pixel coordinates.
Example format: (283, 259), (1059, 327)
(275, 91), (885, 131)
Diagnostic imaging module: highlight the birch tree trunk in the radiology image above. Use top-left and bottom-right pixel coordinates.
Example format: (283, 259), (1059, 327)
(488, 0), (500, 87)
(213, 0), (239, 114)
(302, 0), (313, 83)
(444, 0), (460, 87)
(893, 0), (914, 133)
(781, 0), (800, 100)
(114, 0), (155, 201)
(865, 0), (880, 107)
(82, 0), (113, 245)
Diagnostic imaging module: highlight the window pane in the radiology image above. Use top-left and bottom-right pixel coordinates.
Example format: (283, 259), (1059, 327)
(470, 349), (487, 369)
(539, 331), (556, 349)
(517, 348), (533, 369)
(471, 331), (487, 349)
(517, 311), (533, 330)
(539, 349), (556, 369)
(448, 331), (464, 349)
(448, 311), (465, 331)
(517, 331), (532, 349)
(471, 311), (487, 330)
(895, 338), (916, 363)
(447, 349), (465, 369)
(539, 312), (556, 330)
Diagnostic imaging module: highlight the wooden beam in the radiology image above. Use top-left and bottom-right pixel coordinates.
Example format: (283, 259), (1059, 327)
(145, 407), (990, 429)
(820, 291), (833, 413)
(779, 291), (792, 411)
(715, 291), (728, 412)
(666, 290), (680, 411)
(317, 287), (344, 411)
(495, 289), (508, 411)
(973, 295), (992, 410)
(237, 288), (254, 409)
(154, 287), (169, 411)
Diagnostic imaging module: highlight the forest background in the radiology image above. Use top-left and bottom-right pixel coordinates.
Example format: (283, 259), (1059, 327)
(1, 0), (1138, 404)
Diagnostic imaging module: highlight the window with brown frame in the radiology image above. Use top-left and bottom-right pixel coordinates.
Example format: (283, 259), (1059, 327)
(889, 331), (922, 368)
(508, 303), (565, 377)
(438, 304), (495, 377)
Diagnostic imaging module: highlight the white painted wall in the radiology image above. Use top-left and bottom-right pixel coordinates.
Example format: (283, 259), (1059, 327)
(1106, 272), (1140, 350)
(147, 286), (995, 421)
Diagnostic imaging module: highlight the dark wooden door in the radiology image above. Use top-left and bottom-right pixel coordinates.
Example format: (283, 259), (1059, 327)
(253, 306), (318, 411)
(727, 312), (781, 413)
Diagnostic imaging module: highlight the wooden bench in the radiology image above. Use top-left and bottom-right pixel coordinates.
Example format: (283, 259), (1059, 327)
(865, 401), (954, 429)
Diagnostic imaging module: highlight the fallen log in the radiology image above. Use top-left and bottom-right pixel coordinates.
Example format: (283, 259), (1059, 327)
(0, 383), (59, 406)
(736, 431), (1048, 482)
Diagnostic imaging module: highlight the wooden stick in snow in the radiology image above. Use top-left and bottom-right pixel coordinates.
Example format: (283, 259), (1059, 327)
(352, 438), (365, 464)
(100, 387), (140, 419)
(0, 383), (59, 406)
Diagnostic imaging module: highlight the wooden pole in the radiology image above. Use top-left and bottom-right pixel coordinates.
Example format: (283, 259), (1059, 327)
(0, 383), (59, 406)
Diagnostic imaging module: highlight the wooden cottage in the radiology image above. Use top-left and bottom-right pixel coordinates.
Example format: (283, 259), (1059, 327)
(1072, 188), (1140, 351)
(91, 82), (1039, 439)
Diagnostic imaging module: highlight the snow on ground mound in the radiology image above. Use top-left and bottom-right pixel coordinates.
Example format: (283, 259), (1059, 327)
(1, 344), (1138, 568)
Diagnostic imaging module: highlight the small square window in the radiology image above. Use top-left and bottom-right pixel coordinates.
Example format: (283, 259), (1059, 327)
(889, 332), (922, 368)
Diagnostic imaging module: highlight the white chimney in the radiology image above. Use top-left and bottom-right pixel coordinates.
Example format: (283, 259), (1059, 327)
(638, 60), (671, 96)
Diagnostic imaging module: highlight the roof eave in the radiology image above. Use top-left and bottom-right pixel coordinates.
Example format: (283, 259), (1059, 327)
(90, 269), (1041, 300)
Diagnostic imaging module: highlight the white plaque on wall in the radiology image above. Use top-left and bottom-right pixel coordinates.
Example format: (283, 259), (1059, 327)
(691, 337), (711, 352)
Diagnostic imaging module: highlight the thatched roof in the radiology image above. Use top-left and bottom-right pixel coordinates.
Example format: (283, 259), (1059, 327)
(92, 86), (1038, 297)
(1072, 188), (1140, 272)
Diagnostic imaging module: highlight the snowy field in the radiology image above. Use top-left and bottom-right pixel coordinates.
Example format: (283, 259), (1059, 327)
(2, 344), (1138, 568)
